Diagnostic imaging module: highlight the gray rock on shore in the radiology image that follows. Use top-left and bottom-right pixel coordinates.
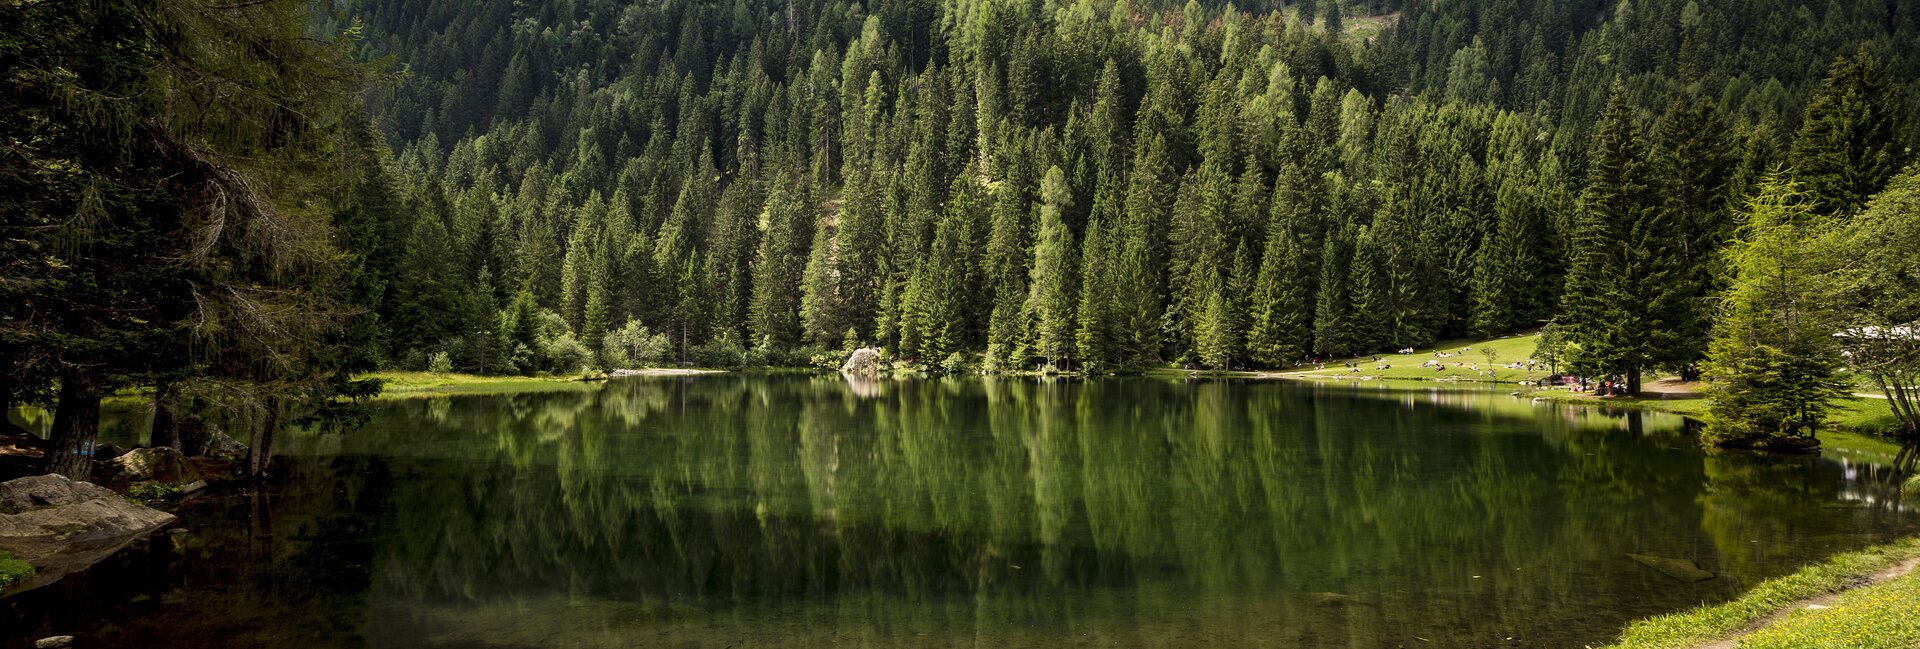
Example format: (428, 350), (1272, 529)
(105, 447), (203, 484)
(841, 347), (884, 374)
(203, 432), (249, 461)
(0, 474), (177, 594)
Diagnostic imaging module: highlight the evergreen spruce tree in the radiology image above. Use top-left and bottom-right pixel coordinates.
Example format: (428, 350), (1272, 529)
(1114, 136), (1173, 367)
(1471, 179), (1542, 336)
(1559, 83), (1691, 394)
(1347, 227), (1389, 353)
(751, 180), (810, 349)
(1790, 51), (1911, 218)
(1025, 166), (1078, 370)
(1313, 225), (1355, 358)
(1247, 218), (1314, 367)
(1651, 97), (1735, 364)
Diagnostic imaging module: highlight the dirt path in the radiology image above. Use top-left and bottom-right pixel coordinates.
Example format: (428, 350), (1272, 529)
(1638, 378), (1704, 399)
(1691, 557), (1920, 649)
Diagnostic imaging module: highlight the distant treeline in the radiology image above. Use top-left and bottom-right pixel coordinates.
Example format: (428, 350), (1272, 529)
(338, 0), (1919, 373)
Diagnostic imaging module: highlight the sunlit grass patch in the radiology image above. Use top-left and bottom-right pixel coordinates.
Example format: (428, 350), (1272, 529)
(1737, 566), (1920, 648)
(1603, 538), (1920, 649)
(364, 371), (591, 398)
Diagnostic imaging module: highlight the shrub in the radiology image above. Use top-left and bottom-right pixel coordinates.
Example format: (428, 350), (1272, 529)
(601, 320), (673, 368)
(428, 351), (453, 374)
(692, 336), (749, 368)
(126, 482), (181, 503)
(543, 333), (591, 374)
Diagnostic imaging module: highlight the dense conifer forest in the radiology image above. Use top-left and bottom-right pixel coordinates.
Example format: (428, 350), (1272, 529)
(6, 0), (1920, 480)
(335, 0), (1918, 376)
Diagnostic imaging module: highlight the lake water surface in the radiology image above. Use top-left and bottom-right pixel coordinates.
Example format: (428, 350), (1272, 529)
(4, 375), (1916, 648)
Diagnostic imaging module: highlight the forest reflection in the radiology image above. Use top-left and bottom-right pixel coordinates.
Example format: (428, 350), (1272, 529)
(247, 375), (1915, 648)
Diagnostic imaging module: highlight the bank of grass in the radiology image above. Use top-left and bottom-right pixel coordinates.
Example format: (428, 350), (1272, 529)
(1274, 332), (1554, 383)
(1738, 565), (1920, 649)
(1526, 388), (1899, 439)
(0, 549), (31, 589)
(1601, 538), (1920, 649)
(367, 371), (596, 398)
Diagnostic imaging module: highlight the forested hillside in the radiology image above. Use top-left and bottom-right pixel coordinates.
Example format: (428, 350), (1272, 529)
(336, 0), (1919, 373)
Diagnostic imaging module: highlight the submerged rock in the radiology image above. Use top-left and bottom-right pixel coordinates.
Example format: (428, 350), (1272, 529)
(0, 474), (176, 594)
(840, 347), (884, 374)
(35, 636), (74, 649)
(106, 447), (202, 484)
(1628, 553), (1716, 582)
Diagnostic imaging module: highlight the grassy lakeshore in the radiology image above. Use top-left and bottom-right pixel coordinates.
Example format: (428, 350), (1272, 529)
(1602, 537), (1920, 649)
(1255, 329), (1907, 442)
(1259, 332), (1555, 383)
(367, 371), (594, 397)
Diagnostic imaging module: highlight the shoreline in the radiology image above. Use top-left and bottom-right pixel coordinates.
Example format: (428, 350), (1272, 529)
(1602, 537), (1920, 649)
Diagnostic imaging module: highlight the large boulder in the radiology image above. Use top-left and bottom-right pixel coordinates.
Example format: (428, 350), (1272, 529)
(106, 447), (203, 484)
(0, 474), (115, 512)
(202, 431), (249, 461)
(840, 347), (885, 375)
(0, 474), (176, 593)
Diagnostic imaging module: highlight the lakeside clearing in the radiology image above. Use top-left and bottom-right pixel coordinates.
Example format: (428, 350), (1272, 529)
(1250, 330), (1906, 441)
(365, 368), (724, 398)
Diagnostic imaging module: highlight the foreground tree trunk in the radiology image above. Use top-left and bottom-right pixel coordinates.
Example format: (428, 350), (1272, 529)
(42, 366), (102, 481)
(247, 397), (280, 478)
(152, 380), (182, 450)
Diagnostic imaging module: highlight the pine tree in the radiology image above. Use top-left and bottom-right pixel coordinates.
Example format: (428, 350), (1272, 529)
(1075, 203), (1118, 371)
(1247, 219), (1315, 367)
(1559, 83), (1690, 394)
(1347, 226), (1386, 352)
(1025, 166), (1078, 369)
(1313, 225), (1356, 358)
(1114, 136), (1173, 368)
(1701, 173), (1845, 449)
(800, 198), (844, 347)
(1471, 178), (1543, 336)
(1790, 51), (1911, 218)
(1650, 97), (1735, 364)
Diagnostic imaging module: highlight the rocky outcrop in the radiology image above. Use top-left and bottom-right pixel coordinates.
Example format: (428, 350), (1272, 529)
(0, 474), (176, 594)
(105, 447), (203, 484)
(840, 347), (884, 374)
(0, 474), (114, 511)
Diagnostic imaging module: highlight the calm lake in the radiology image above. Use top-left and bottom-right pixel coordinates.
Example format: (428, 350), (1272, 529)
(4, 375), (1916, 648)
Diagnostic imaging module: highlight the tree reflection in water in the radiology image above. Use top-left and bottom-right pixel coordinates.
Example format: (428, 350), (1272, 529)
(3, 376), (1914, 648)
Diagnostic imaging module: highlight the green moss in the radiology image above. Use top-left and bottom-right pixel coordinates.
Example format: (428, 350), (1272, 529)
(0, 549), (32, 589)
(1602, 538), (1920, 649)
(125, 482), (181, 504)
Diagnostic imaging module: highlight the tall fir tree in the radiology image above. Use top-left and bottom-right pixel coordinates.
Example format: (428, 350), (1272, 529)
(1559, 83), (1692, 394)
(1025, 166), (1078, 369)
(1790, 51), (1912, 218)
